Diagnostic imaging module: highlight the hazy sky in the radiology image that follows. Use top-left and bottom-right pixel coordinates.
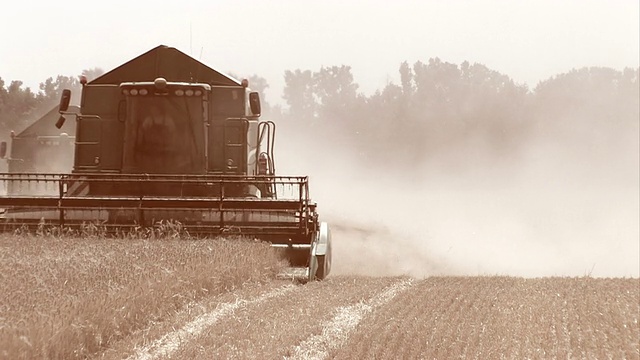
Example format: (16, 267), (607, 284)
(2, 0), (638, 102)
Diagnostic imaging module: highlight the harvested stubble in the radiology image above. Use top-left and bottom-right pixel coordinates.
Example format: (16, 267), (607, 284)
(0, 232), (285, 359)
(333, 276), (640, 359)
(172, 277), (406, 359)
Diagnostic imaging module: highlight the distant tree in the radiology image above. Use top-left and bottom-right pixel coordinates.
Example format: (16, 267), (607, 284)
(37, 68), (104, 108)
(619, 67), (640, 124)
(533, 66), (639, 125)
(282, 69), (317, 121)
(0, 78), (40, 135)
(397, 61), (414, 122)
(377, 58), (530, 158)
(246, 74), (271, 117)
(399, 61), (414, 97)
(362, 83), (405, 156)
(82, 67), (104, 83)
(1, 68), (107, 137)
(412, 58), (461, 120)
(226, 73), (272, 117)
(37, 75), (81, 107)
(245, 75), (268, 97)
(531, 66), (639, 161)
(279, 61), (635, 171)
(312, 65), (360, 119)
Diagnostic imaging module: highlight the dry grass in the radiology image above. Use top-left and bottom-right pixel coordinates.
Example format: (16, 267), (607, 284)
(0, 231), (285, 359)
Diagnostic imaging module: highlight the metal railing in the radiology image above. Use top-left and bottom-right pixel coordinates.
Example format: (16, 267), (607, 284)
(0, 173), (317, 239)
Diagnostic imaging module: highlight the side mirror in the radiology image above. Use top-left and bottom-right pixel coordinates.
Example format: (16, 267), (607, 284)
(249, 92), (261, 116)
(59, 89), (71, 112)
(0, 141), (6, 159)
(55, 115), (66, 129)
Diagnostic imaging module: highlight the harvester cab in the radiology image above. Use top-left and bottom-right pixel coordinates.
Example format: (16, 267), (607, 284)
(0, 45), (331, 281)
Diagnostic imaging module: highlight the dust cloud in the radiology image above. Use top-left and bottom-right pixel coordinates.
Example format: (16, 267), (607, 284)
(32, 140), (75, 174)
(276, 120), (639, 279)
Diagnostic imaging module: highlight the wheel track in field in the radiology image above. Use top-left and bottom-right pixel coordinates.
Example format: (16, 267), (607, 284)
(126, 284), (297, 360)
(334, 277), (465, 359)
(131, 277), (411, 359)
(113, 277), (638, 360)
(285, 278), (414, 360)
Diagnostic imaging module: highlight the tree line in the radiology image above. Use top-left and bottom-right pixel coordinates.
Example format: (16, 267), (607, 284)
(275, 61), (639, 170)
(0, 68), (104, 136)
(1, 61), (637, 169)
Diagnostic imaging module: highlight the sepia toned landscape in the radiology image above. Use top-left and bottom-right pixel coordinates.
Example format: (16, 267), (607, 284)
(1, 2), (638, 359)
(0, 235), (637, 359)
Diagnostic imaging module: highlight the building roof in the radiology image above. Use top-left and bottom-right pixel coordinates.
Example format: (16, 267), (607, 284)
(89, 45), (241, 86)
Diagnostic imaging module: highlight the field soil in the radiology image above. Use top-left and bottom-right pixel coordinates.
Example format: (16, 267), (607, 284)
(1, 236), (637, 360)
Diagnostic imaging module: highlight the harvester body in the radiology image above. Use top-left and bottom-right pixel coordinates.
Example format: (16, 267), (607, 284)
(0, 45), (331, 281)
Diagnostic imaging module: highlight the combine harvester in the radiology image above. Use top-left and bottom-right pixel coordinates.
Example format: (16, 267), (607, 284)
(0, 105), (78, 174)
(0, 45), (331, 281)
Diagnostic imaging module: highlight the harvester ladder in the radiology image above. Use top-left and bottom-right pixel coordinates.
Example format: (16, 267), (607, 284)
(257, 121), (276, 175)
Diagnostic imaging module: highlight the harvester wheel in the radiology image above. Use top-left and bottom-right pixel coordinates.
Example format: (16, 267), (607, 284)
(315, 255), (327, 280)
(311, 222), (332, 281)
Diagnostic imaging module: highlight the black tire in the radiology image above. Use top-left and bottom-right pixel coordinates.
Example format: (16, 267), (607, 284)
(315, 255), (327, 280)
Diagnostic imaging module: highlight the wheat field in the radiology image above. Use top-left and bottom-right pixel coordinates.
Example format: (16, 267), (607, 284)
(0, 233), (284, 359)
(1, 233), (638, 360)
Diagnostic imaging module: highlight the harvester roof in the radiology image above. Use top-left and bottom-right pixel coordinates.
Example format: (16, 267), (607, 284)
(15, 105), (79, 138)
(89, 45), (242, 87)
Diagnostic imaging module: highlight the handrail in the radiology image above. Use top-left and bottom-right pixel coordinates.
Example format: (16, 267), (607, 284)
(256, 121), (276, 175)
(0, 173), (317, 238)
(0, 173), (313, 212)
